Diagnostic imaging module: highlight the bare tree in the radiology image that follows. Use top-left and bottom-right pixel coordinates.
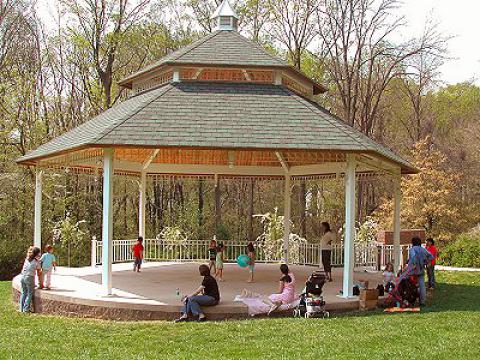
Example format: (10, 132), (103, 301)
(267, 0), (318, 70)
(187, 0), (222, 32)
(316, 0), (445, 136)
(60, 0), (151, 109)
(398, 22), (447, 143)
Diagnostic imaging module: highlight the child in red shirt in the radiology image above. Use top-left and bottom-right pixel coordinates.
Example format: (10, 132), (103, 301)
(425, 238), (438, 289)
(132, 237), (144, 272)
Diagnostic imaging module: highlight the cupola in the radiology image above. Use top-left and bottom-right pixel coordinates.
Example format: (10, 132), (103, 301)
(211, 0), (239, 31)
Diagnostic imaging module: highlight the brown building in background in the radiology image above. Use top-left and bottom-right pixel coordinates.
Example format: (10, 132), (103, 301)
(377, 229), (426, 245)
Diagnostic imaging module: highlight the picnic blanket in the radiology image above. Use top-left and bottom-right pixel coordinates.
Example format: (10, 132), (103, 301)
(234, 291), (300, 316)
(384, 307), (421, 313)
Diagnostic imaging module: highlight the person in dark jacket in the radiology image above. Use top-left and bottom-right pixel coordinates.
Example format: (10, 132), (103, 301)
(175, 264), (220, 322)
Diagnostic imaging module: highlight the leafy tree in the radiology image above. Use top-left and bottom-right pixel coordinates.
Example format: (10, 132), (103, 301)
(374, 137), (460, 241)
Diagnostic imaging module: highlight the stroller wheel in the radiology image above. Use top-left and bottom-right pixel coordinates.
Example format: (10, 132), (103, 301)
(305, 312), (311, 318)
(323, 311), (330, 318)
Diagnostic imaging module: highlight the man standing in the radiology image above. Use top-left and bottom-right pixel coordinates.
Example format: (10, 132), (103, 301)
(408, 236), (434, 306)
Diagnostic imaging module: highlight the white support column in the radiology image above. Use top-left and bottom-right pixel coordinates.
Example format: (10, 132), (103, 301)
(33, 168), (43, 249)
(283, 174), (292, 263)
(342, 155), (356, 298)
(101, 149), (114, 296)
(393, 177), (402, 271)
(139, 171), (147, 239)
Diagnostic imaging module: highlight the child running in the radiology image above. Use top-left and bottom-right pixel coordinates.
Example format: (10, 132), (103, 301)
(132, 236), (144, 272)
(215, 243), (225, 281)
(19, 246), (42, 313)
(40, 245), (57, 290)
(208, 239), (217, 274)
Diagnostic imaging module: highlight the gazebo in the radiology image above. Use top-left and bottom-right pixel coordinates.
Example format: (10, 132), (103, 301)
(17, 0), (415, 299)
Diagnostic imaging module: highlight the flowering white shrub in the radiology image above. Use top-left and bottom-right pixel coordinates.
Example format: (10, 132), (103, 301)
(254, 208), (306, 263)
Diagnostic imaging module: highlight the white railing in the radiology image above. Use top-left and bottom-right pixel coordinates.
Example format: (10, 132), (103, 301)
(91, 238), (411, 269)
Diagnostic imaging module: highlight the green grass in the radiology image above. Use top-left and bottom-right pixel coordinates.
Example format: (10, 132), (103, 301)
(1, 272), (479, 360)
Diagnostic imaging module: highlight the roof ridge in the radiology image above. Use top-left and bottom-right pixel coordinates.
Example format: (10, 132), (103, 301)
(93, 84), (174, 143)
(119, 32), (220, 84)
(278, 86), (368, 149)
(168, 31), (222, 62)
(230, 31), (288, 66)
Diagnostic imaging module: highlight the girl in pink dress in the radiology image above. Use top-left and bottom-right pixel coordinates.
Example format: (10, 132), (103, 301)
(267, 264), (296, 315)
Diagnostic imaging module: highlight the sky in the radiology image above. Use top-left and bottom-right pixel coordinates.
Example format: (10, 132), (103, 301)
(399, 0), (479, 84)
(37, 0), (480, 85)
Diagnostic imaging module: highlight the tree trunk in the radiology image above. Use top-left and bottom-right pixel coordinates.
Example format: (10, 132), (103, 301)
(247, 179), (255, 241)
(197, 179), (204, 239)
(215, 178), (221, 237)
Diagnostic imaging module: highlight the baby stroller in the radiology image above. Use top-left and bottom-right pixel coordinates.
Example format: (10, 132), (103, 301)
(293, 271), (329, 318)
(384, 268), (419, 308)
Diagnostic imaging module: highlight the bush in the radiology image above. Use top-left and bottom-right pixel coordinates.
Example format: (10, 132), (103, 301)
(0, 239), (29, 280)
(439, 228), (480, 268)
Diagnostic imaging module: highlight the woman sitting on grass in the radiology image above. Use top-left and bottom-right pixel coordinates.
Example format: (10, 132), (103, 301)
(19, 246), (42, 313)
(266, 264), (296, 315)
(175, 264), (220, 322)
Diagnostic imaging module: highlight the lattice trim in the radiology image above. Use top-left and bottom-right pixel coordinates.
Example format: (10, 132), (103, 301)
(282, 75), (311, 98)
(132, 70), (173, 94)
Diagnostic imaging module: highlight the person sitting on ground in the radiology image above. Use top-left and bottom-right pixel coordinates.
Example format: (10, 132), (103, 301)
(407, 236), (434, 306)
(320, 221), (335, 282)
(215, 242), (225, 282)
(131, 236), (144, 272)
(175, 264), (220, 322)
(19, 246), (42, 313)
(425, 238), (438, 289)
(208, 238), (217, 274)
(383, 262), (396, 293)
(40, 244), (57, 290)
(266, 264), (296, 315)
(246, 242), (256, 283)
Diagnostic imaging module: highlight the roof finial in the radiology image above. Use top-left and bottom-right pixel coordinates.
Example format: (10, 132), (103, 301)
(211, 0), (239, 31)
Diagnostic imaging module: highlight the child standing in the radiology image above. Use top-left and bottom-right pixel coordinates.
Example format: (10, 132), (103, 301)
(19, 246), (42, 313)
(215, 243), (225, 281)
(208, 239), (217, 274)
(40, 245), (57, 289)
(425, 238), (438, 289)
(246, 242), (256, 283)
(132, 237), (144, 272)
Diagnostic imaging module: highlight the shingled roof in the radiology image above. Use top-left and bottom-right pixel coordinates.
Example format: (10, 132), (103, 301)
(118, 30), (326, 93)
(17, 82), (415, 173)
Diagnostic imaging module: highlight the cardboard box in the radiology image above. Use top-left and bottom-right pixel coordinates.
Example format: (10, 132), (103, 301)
(359, 299), (378, 310)
(359, 288), (379, 301)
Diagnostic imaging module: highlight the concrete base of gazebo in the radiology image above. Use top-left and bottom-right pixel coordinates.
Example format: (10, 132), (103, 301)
(12, 263), (384, 321)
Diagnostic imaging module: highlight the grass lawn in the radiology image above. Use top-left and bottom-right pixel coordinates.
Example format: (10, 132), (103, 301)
(1, 271), (479, 360)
